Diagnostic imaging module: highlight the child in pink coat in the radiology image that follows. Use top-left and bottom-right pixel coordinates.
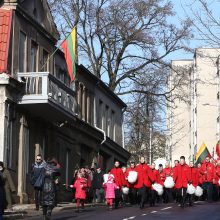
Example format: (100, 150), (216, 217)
(71, 173), (87, 212)
(103, 174), (119, 210)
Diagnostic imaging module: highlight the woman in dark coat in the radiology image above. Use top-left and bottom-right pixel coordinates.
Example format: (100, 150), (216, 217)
(41, 158), (60, 220)
(0, 169), (5, 220)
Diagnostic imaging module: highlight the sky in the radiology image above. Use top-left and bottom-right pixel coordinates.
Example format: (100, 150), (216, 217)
(170, 0), (220, 60)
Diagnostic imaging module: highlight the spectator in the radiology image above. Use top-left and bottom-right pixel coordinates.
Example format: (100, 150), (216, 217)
(0, 161), (15, 210)
(41, 158), (60, 220)
(92, 166), (104, 204)
(30, 154), (46, 210)
(0, 168), (5, 220)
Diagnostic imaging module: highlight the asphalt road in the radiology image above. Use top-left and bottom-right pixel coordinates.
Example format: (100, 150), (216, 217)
(24, 201), (220, 220)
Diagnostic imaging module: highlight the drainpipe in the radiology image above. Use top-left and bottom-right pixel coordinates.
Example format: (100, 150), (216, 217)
(122, 107), (127, 149)
(93, 95), (106, 144)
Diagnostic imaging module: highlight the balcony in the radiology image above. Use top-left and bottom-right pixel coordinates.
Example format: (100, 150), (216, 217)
(17, 72), (77, 122)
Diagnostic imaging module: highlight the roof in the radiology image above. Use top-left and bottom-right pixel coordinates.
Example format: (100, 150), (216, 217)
(0, 8), (12, 73)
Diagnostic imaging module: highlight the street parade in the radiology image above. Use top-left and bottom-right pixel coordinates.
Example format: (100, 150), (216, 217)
(1, 0), (220, 219)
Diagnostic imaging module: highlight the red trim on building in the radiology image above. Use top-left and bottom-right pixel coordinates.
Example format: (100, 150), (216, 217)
(0, 8), (12, 73)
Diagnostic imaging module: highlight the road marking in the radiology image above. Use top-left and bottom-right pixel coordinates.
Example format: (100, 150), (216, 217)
(151, 211), (157, 213)
(128, 217), (136, 219)
(161, 206), (172, 210)
(142, 213), (147, 216)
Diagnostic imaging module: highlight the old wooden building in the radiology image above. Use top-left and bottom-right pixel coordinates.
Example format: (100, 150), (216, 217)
(0, 0), (130, 203)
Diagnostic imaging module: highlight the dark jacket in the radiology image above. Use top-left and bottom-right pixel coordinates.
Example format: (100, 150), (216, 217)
(41, 163), (60, 207)
(92, 171), (104, 189)
(0, 172), (5, 211)
(30, 161), (46, 188)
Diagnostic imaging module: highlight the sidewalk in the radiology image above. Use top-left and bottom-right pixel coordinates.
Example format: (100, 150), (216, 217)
(3, 202), (106, 219)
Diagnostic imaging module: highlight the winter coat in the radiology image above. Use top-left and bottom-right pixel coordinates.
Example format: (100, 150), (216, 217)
(92, 171), (104, 189)
(173, 163), (190, 189)
(73, 177), (87, 199)
(213, 167), (219, 185)
(163, 167), (173, 177)
(200, 162), (215, 183)
(30, 161), (46, 188)
(197, 167), (204, 185)
(0, 172), (5, 211)
(1, 169), (15, 193)
(151, 169), (163, 186)
(110, 167), (126, 188)
(134, 163), (154, 189)
(103, 181), (118, 199)
(188, 167), (199, 187)
(41, 163), (60, 207)
(159, 170), (166, 183)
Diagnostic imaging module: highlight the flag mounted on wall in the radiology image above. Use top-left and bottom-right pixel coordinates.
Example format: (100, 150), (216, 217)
(195, 142), (211, 164)
(61, 27), (77, 81)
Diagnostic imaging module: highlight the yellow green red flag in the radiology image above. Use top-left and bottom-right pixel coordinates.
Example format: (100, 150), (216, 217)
(61, 27), (77, 81)
(196, 142), (211, 164)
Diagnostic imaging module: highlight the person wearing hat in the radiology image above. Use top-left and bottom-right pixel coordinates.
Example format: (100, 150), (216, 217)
(103, 174), (119, 210)
(92, 166), (104, 204)
(0, 161), (15, 210)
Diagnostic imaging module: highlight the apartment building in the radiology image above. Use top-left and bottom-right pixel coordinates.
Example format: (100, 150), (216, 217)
(167, 48), (220, 163)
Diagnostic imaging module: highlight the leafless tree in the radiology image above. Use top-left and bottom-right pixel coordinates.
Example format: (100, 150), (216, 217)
(183, 0), (220, 47)
(49, 0), (192, 94)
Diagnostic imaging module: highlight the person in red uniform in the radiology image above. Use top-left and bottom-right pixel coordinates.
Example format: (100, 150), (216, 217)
(158, 164), (165, 183)
(125, 162), (137, 204)
(172, 160), (179, 202)
(197, 163), (204, 186)
(150, 163), (163, 207)
(188, 161), (199, 206)
(110, 161), (126, 208)
(163, 161), (173, 203)
(173, 156), (190, 208)
(134, 156), (155, 209)
(212, 160), (219, 201)
(215, 160), (220, 200)
(200, 156), (214, 202)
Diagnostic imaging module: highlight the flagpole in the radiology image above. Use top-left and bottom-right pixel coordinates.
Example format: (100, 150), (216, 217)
(40, 26), (77, 71)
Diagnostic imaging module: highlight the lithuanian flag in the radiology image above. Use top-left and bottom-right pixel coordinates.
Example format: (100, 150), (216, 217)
(195, 142), (211, 164)
(61, 27), (77, 81)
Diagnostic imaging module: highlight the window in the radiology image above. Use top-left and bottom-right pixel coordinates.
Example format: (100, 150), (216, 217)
(42, 49), (49, 72)
(110, 110), (115, 140)
(18, 31), (27, 72)
(30, 41), (38, 72)
(105, 105), (109, 135)
(98, 100), (103, 128)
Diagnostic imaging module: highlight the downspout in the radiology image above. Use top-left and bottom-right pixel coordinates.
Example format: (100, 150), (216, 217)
(122, 106), (127, 149)
(93, 86), (106, 145)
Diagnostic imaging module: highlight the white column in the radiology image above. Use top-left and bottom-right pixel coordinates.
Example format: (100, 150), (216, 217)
(17, 116), (28, 204)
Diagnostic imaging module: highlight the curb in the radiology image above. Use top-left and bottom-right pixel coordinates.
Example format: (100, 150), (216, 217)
(3, 203), (107, 219)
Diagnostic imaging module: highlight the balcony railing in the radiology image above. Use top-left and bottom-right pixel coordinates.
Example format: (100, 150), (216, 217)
(17, 72), (77, 117)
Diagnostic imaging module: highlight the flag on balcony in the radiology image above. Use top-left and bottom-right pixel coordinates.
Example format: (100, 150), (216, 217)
(196, 142), (211, 164)
(61, 27), (77, 81)
(216, 140), (220, 158)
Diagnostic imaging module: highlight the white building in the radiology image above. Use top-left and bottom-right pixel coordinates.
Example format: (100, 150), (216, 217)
(167, 48), (220, 163)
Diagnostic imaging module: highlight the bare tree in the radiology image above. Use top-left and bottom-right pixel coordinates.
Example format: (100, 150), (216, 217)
(184, 0), (220, 47)
(48, 0), (192, 94)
